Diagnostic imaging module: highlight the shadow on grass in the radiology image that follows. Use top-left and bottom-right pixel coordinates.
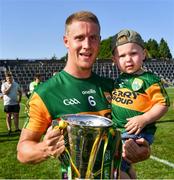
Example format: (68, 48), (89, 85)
(0, 132), (20, 142)
(157, 119), (174, 123)
(0, 115), (26, 120)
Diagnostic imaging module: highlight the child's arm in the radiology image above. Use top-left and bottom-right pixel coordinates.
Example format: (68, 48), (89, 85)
(125, 104), (168, 135)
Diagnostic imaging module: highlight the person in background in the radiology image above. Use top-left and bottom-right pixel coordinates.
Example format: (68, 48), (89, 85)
(1, 72), (22, 135)
(17, 11), (151, 178)
(111, 29), (170, 179)
(52, 71), (57, 76)
(27, 73), (42, 98)
(0, 80), (6, 99)
(0, 92), (3, 99)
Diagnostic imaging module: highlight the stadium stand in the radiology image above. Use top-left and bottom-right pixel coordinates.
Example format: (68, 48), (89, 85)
(0, 59), (174, 94)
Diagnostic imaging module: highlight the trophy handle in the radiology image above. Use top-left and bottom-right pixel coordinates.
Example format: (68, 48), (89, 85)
(85, 132), (103, 178)
(52, 119), (81, 178)
(100, 134), (109, 179)
(64, 148), (80, 178)
(90, 133), (109, 179)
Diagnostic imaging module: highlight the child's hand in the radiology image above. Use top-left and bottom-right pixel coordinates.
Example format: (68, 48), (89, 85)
(125, 115), (147, 135)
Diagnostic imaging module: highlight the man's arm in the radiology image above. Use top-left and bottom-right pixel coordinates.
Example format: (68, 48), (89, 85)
(18, 88), (22, 103)
(17, 127), (65, 164)
(122, 138), (151, 163)
(1, 83), (12, 95)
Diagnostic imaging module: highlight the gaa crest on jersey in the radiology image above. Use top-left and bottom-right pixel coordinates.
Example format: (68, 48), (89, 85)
(132, 78), (143, 91)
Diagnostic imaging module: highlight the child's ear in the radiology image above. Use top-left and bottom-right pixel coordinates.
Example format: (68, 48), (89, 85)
(112, 49), (116, 62)
(112, 55), (116, 64)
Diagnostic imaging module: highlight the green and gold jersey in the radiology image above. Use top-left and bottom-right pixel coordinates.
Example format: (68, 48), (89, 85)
(112, 71), (170, 134)
(24, 70), (114, 133)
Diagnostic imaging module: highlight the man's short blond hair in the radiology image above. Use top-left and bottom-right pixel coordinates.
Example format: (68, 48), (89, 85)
(65, 11), (100, 34)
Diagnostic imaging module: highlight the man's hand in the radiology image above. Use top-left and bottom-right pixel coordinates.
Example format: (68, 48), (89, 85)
(43, 126), (65, 158)
(3, 84), (12, 95)
(122, 138), (151, 163)
(17, 127), (65, 164)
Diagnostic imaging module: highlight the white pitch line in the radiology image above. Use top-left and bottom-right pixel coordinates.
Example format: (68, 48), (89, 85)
(150, 155), (174, 168)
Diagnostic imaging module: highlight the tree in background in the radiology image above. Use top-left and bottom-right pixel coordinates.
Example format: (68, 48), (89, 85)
(98, 37), (112, 59)
(98, 37), (173, 60)
(50, 54), (57, 60)
(159, 38), (172, 59)
(144, 39), (159, 59)
(60, 53), (68, 61)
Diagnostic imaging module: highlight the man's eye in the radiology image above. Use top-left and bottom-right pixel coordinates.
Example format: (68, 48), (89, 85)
(76, 36), (84, 41)
(91, 35), (99, 41)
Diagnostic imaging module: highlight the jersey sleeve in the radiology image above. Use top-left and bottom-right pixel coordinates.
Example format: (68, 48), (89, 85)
(23, 92), (52, 133)
(146, 82), (170, 107)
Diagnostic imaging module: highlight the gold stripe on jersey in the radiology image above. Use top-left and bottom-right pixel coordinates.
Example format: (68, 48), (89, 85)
(24, 93), (52, 133)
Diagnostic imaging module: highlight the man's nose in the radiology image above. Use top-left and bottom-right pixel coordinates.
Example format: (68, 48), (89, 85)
(83, 38), (90, 48)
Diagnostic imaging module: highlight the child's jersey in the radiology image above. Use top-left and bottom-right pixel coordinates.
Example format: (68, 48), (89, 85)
(24, 70), (114, 133)
(112, 71), (170, 134)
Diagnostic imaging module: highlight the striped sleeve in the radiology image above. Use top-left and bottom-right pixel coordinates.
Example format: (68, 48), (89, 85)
(23, 92), (52, 133)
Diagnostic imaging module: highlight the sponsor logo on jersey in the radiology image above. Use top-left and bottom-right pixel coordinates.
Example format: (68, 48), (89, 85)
(112, 89), (138, 105)
(132, 78), (143, 91)
(82, 89), (96, 95)
(63, 98), (80, 105)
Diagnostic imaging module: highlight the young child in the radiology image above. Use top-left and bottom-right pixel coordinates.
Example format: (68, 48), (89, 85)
(111, 29), (170, 179)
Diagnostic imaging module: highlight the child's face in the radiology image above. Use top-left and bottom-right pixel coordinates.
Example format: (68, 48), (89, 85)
(112, 43), (146, 74)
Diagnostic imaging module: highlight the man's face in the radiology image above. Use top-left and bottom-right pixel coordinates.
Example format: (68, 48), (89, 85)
(6, 76), (13, 84)
(64, 20), (100, 71)
(36, 77), (41, 83)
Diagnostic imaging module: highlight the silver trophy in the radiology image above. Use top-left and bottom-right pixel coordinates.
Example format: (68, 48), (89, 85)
(56, 114), (121, 179)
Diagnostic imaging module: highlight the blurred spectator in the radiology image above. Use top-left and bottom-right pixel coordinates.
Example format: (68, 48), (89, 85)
(27, 74), (42, 98)
(52, 71), (57, 76)
(1, 72), (22, 135)
(0, 80), (6, 99)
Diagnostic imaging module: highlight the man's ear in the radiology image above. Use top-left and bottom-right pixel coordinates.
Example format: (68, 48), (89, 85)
(63, 35), (69, 48)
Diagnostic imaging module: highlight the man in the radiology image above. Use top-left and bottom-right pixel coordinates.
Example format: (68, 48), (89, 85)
(1, 72), (22, 135)
(27, 73), (42, 98)
(17, 11), (150, 175)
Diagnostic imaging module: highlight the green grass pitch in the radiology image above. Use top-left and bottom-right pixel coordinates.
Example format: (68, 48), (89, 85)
(0, 88), (174, 178)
